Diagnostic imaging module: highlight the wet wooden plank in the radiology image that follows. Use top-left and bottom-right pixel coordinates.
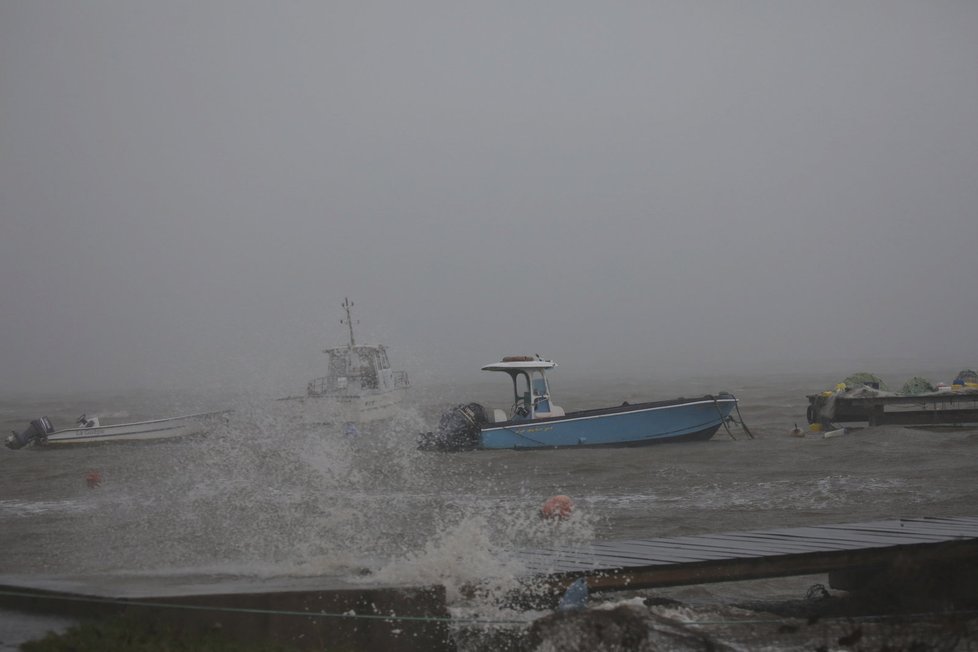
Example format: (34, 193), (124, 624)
(675, 535), (864, 554)
(587, 546), (747, 564)
(518, 543), (760, 571)
(610, 535), (835, 556)
(874, 518), (978, 533)
(514, 516), (978, 592)
(593, 540), (774, 560)
(525, 536), (862, 572)
(517, 547), (682, 569)
(558, 536), (822, 560)
(514, 549), (607, 566)
(892, 519), (978, 531)
(700, 530), (924, 550)
(808, 527), (959, 543)
(823, 517), (978, 532)
(744, 526), (948, 546)
(538, 527), (933, 567)
(857, 520), (978, 536)
(905, 515), (978, 523)
(603, 534), (888, 561)
(543, 540), (731, 562)
(515, 555), (612, 573)
(914, 516), (978, 525)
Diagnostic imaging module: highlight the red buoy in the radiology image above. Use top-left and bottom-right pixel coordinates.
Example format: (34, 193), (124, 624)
(541, 495), (574, 520)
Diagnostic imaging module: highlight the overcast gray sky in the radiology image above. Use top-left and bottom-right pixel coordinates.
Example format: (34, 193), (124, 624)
(2, 1), (977, 395)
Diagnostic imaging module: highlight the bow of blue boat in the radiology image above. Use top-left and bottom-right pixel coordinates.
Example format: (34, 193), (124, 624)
(418, 355), (746, 451)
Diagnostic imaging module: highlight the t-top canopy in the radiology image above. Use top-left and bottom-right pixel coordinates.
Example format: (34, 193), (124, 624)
(481, 355), (558, 372)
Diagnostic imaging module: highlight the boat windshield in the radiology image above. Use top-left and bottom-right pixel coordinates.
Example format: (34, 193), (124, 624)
(324, 346), (385, 390)
(509, 370), (551, 418)
(482, 356), (558, 419)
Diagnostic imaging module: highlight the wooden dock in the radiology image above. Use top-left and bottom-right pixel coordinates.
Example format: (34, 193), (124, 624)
(514, 516), (978, 595)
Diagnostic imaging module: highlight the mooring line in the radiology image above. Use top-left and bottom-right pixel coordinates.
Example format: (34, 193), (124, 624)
(711, 396), (737, 440)
(733, 402), (755, 438)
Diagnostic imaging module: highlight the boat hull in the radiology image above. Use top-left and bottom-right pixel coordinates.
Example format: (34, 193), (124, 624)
(480, 396), (736, 450)
(276, 387), (408, 425)
(421, 395), (738, 451)
(40, 411), (228, 447)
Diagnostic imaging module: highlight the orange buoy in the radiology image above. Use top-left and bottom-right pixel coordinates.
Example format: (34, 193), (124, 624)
(541, 495), (574, 520)
(85, 471), (102, 489)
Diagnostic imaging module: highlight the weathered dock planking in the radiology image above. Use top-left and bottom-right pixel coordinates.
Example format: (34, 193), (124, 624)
(514, 516), (978, 594)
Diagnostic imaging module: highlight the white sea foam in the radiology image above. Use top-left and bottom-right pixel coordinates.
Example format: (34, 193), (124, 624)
(0, 499), (94, 517)
(592, 474), (930, 513)
(369, 500), (598, 610)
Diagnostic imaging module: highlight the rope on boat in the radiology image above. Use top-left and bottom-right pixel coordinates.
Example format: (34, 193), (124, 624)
(712, 397), (737, 440)
(733, 402), (755, 439)
(711, 395), (755, 440)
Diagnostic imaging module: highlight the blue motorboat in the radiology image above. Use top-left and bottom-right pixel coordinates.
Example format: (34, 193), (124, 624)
(418, 355), (740, 451)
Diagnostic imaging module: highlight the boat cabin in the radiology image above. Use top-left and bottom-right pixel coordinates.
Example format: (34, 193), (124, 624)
(482, 355), (565, 421)
(308, 344), (406, 396)
(305, 298), (409, 398)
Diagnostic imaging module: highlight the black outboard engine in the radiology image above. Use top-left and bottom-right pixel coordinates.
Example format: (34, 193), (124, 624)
(6, 417), (55, 450)
(418, 403), (488, 451)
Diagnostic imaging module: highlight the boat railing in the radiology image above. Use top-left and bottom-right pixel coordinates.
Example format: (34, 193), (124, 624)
(307, 376), (330, 396)
(308, 370), (410, 395)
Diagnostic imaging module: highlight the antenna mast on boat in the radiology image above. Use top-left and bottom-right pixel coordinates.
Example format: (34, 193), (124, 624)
(340, 297), (357, 348)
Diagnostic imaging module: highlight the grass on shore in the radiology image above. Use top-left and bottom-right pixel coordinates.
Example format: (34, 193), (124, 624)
(20, 614), (302, 652)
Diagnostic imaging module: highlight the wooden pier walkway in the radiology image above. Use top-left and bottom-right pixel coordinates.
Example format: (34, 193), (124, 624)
(515, 516), (978, 594)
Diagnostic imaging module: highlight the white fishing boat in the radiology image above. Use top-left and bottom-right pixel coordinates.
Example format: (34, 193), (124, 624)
(277, 298), (410, 425)
(6, 410), (230, 449)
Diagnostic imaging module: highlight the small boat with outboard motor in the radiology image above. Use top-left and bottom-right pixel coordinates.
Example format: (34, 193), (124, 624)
(418, 355), (747, 451)
(6, 410), (230, 449)
(275, 297), (410, 425)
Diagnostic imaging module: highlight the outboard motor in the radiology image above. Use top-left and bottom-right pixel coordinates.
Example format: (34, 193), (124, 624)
(6, 417), (55, 450)
(418, 403), (487, 451)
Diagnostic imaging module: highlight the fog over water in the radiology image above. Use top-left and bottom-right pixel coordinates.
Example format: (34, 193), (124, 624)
(2, 2), (977, 396)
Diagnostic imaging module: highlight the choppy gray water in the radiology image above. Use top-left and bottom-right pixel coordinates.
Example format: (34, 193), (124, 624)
(2, 369), (977, 648)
